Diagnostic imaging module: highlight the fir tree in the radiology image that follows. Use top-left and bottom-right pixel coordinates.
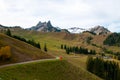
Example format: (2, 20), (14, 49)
(6, 29), (11, 36)
(66, 47), (70, 54)
(64, 45), (67, 49)
(44, 43), (47, 52)
(61, 44), (63, 49)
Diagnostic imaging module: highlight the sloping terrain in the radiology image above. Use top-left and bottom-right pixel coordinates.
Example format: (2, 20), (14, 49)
(11, 29), (120, 80)
(0, 59), (102, 80)
(0, 33), (52, 65)
(12, 29), (120, 53)
(11, 30), (105, 51)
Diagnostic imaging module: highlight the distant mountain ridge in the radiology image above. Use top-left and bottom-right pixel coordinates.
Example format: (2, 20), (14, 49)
(67, 25), (110, 35)
(0, 24), (22, 32)
(89, 25), (111, 35)
(27, 21), (69, 33)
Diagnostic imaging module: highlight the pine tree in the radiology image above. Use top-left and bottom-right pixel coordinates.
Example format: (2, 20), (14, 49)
(44, 43), (47, 52)
(86, 56), (94, 73)
(37, 43), (41, 49)
(66, 47), (70, 54)
(61, 44), (63, 49)
(6, 29), (11, 36)
(64, 45), (67, 49)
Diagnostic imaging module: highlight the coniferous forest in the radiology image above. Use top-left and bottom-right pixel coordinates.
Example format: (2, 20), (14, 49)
(104, 33), (120, 47)
(86, 56), (120, 80)
(61, 44), (96, 55)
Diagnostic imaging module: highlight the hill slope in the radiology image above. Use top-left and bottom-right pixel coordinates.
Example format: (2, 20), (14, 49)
(11, 30), (106, 52)
(0, 60), (102, 80)
(10, 30), (105, 80)
(0, 33), (52, 65)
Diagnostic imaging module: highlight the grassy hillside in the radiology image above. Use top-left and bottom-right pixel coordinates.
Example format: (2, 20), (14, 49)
(13, 30), (120, 79)
(11, 30), (97, 49)
(1, 30), (104, 80)
(0, 60), (102, 80)
(0, 33), (52, 65)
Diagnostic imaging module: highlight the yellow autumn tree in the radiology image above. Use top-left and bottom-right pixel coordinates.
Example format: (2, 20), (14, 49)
(0, 46), (12, 60)
(0, 48), (2, 57)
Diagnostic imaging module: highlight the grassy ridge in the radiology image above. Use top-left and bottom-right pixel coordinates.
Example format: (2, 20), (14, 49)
(0, 60), (102, 80)
(0, 33), (52, 64)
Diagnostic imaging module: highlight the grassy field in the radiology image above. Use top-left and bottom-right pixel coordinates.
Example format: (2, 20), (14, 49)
(0, 59), (102, 80)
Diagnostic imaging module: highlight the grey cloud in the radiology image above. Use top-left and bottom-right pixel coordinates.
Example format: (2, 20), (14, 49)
(0, 0), (120, 32)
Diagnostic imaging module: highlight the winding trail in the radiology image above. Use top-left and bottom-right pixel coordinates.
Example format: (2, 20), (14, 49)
(0, 58), (57, 68)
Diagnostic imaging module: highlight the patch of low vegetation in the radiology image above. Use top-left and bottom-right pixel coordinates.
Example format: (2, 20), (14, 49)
(0, 60), (102, 80)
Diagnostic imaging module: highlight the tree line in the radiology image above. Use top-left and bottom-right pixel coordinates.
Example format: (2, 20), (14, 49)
(12, 35), (41, 49)
(86, 56), (120, 80)
(5, 29), (41, 49)
(5, 29), (48, 52)
(61, 44), (96, 55)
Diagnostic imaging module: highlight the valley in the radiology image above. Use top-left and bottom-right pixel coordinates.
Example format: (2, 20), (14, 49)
(0, 24), (120, 80)
(0, 0), (120, 80)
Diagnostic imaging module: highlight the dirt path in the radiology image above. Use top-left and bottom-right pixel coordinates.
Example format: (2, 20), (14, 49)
(0, 58), (57, 68)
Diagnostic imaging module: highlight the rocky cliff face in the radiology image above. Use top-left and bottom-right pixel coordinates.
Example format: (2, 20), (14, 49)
(89, 25), (111, 35)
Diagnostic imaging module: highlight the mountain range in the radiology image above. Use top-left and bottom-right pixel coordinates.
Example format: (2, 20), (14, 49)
(27, 20), (110, 35)
(0, 20), (111, 35)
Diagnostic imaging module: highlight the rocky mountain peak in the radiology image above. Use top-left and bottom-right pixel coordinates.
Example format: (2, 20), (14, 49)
(47, 21), (53, 28)
(27, 20), (69, 33)
(89, 25), (110, 35)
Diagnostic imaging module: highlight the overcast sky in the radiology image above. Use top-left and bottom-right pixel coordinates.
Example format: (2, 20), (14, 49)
(0, 0), (120, 32)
